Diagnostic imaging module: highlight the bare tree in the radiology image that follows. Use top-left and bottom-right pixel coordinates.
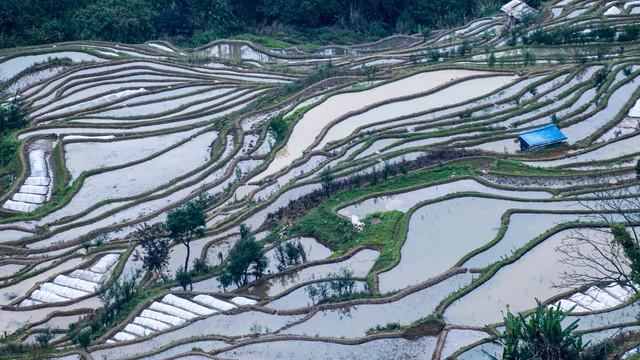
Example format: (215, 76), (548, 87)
(555, 227), (633, 289)
(555, 179), (640, 290)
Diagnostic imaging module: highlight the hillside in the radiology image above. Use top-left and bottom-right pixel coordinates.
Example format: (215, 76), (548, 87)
(1, 0), (640, 359)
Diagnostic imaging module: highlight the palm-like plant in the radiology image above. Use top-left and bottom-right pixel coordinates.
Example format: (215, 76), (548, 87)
(486, 300), (588, 360)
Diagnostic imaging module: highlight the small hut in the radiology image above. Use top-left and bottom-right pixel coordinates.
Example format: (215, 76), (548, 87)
(501, 0), (538, 27)
(518, 124), (567, 150)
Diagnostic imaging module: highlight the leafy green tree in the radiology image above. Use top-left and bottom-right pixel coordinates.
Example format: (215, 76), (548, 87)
(166, 194), (207, 273)
(0, 96), (28, 134)
(486, 300), (587, 360)
(635, 159), (640, 181)
(273, 241), (302, 271)
(618, 24), (640, 42)
(73, 0), (155, 43)
(0, 138), (19, 168)
(132, 222), (171, 281)
(328, 267), (356, 296)
(218, 224), (268, 290)
(421, 26), (432, 41)
(189, 0), (239, 42)
(153, 0), (195, 37)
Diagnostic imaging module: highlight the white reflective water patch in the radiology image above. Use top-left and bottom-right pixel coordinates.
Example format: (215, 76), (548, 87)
(29, 150), (47, 177)
(231, 296), (257, 306)
(148, 302), (197, 320)
(69, 269), (106, 283)
(605, 283), (634, 300)
(124, 323), (154, 337)
(140, 309), (186, 326)
(53, 275), (100, 293)
(161, 294), (215, 316)
(19, 185), (48, 195)
(12, 193), (45, 204)
(3, 149), (52, 212)
(90, 254), (121, 273)
(30, 289), (69, 303)
(585, 286), (622, 308)
(2, 200), (38, 212)
(40, 282), (89, 299)
(113, 332), (136, 342)
(133, 316), (171, 331)
(193, 294), (236, 311)
(24, 177), (50, 186)
(18, 298), (43, 307)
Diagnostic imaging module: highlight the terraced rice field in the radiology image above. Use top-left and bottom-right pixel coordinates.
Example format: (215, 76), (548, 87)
(1, 1), (640, 358)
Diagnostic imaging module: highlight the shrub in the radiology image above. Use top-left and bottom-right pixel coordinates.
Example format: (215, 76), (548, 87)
(175, 266), (193, 291)
(75, 329), (92, 350)
(488, 52), (496, 68)
(268, 113), (287, 143)
(618, 24), (640, 42)
(623, 66), (633, 77)
(192, 258), (210, 276)
(320, 167), (334, 197)
(594, 68), (608, 89)
(35, 327), (54, 347)
(349, 173), (362, 186)
(369, 168), (379, 186)
(96, 271), (142, 327)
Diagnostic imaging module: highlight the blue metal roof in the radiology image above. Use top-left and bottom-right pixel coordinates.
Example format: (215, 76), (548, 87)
(518, 124), (567, 148)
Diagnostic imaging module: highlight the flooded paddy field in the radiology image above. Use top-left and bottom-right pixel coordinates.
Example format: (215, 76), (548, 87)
(2, 3), (640, 359)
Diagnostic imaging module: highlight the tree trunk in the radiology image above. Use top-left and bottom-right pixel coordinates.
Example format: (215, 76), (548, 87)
(184, 242), (190, 273)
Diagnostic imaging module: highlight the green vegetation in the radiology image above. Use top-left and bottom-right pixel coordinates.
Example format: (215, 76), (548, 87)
(166, 194), (207, 273)
(0, 0), (512, 49)
(132, 222), (171, 281)
(273, 241), (303, 271)
(63, 270), (146, 349)
(320, 167), (334, 197)
(486, 300), (588, 360)
(218, 224), (269, 290)
(611, 223), (640, 285)
(34, 327), (53, 347)
(0, 95), (28, 198)
(175, 266), (193, 291)
(305, 267), (366, 305)
(287, 163), (473, 275)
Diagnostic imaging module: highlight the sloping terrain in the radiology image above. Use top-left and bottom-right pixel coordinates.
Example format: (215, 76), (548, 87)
(1, 0), (640, 358)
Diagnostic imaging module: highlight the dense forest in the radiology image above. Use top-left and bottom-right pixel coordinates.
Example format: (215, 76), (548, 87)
(0, 0), (532, 49)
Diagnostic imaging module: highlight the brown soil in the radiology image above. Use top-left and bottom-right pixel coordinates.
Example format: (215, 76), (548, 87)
(403, 321), (443, 340)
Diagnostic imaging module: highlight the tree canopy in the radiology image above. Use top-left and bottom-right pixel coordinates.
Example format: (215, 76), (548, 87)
(166, 194), (207, 273)
(73, 0), (156, 44)
(218, 224), (268, 290)
(0, 0), (512, 49)
(0, 97), (28, 135)
(132, 222), (171, 281)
